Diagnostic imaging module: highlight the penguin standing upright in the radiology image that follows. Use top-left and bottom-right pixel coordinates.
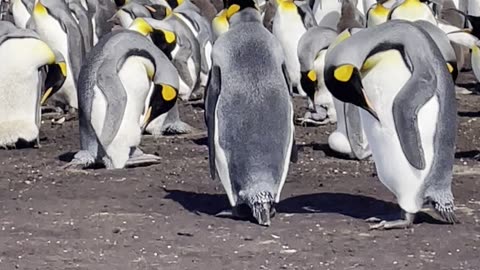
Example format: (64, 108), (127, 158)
(0, 22), (66, 147)
(366, 0), (391, 27)
(11, 0), (35, 28)
(388, 0), (436, 24)
(272, 0), (312, 96)
(325, 21), (458, 229)
(64, 22), (179, 169)
(206, 0), (295, 226)
(30, 0), (85, 110)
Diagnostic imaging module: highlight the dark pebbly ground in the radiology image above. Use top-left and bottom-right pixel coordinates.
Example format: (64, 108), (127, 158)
(0, 72), (479, 270)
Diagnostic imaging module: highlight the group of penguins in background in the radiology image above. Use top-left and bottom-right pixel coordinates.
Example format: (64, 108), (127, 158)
(1, 0), (480, 228)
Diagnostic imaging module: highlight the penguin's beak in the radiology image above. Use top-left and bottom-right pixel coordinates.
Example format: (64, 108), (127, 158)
(300, 70), (317, 104)
(41, 61), (67, 105)
(141, 84), (178, 131)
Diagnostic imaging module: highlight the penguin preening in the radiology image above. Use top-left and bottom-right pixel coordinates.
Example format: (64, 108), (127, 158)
(297, 26), (338, 125)
(0, 22), (66, 148)
(30, 0), (85, 111)
(206, 0), (295, 226)
(64, 23), (179, 170)
(325, 20), (458, 229)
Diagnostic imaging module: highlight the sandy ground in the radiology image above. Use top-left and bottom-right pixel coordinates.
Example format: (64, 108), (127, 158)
(0, 72), (479, 270)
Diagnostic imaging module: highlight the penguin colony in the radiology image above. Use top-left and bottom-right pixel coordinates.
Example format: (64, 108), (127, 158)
(0, 0), (479, 229)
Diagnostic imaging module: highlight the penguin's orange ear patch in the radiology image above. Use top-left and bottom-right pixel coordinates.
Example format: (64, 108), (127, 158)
(161, 85), (177, 101)
(334, 65), (354, 82)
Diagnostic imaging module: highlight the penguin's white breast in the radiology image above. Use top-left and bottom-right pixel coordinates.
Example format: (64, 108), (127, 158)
(359, 49), (437, 213)
(468, 0), (480, 16)
(111, 56), (153, 146)
(0, 39), (43, 123)
(12, 0), (30, 28)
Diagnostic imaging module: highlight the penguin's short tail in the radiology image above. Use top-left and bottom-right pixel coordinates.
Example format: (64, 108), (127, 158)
(0, 121), (38, 147)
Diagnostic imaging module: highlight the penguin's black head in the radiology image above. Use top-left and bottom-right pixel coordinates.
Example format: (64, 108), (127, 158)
(129, 18), (177, 60)
(166, 0), (184, 9)
(115, 0), (126, 8)
(300, 70), (317, 104)
(144, 4), (172, 20)
(446, 61), (458, 82)
(41, 61), (67, 105)
(142, 84), (178, 130)
(225, 0), (257, 18)
(325, 64), (379, 121)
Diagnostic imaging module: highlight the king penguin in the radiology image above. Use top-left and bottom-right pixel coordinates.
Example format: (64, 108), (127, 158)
(0, 22), (66, 148)
(11, 0), (35, 29)
(64, 20), (179, 169)
(272, 0), (314, 96)
(30, 0), (85, 111)
(297, 26), (338, 125)
(206, 0), (296, 226)
(366, 0), (391, 27)
(387, 0), (437, 24)
(324, 20), (458, 229)
(212, 8), (229, 39)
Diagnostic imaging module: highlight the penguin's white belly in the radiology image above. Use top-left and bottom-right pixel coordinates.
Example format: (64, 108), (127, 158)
(12, 1), (30, 29)
(390, 5), (436, 24)
(272, 15), (305, 85)
(105, 56), (153, 168)
(0, 39), (41, 145)
(468, 0), (480, 16)
(360, 50), (437, 213)
(34, 14), (77, 108)
(472, 47), (480, 82)
(117, 10), (133, 29)
(313, 50), (335, 120)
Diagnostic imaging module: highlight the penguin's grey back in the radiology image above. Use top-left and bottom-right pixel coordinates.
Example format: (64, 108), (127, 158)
(213, 13), (292, 193)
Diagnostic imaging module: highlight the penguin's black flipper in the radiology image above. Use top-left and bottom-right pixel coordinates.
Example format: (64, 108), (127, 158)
(205, 65), (221, 180)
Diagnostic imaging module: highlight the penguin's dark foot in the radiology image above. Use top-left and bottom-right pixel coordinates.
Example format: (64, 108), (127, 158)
(61, 151), (95, 170)
(125, 154), (161, 168)
(433, 201), (459, 224)
(368, 212), (415, 230)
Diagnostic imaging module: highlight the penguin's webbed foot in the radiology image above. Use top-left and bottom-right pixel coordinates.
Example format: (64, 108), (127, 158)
(368, 212), (415, 230)
(61, 150), (95, 170)
(433, 201), (459, 224)
(125, 153), (161, 168)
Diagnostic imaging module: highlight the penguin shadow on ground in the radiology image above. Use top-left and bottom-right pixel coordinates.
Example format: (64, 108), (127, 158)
(277, 193), (448, 225)
(163, 188), (231, 216)
(164, 189), (446, 225)
(458, 110), (480, 118)
(455, 150), (480, 160)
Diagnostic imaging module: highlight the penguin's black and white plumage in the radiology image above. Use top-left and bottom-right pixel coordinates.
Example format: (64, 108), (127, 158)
(11, 0), (35, 28)
(324, 20), (458, 229)
(30, 0), (85, 110)
(206, 1), (295, 226)
(272, 0), (316, 96)
(0, 21), (66, 147)
(64, 21), (179, 169)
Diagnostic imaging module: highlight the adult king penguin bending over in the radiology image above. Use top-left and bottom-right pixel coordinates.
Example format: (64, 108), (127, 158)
(324, 20), (458, 230)
(206, 0), (296, 226)
(64, 20), (179, 169)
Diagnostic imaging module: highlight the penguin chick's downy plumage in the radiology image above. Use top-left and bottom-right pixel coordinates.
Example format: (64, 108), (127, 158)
(206, 2), (295, 226)
(0, 22), (66, 147)
(324, 21), (458, 229)
(65, 25), (179, 169)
